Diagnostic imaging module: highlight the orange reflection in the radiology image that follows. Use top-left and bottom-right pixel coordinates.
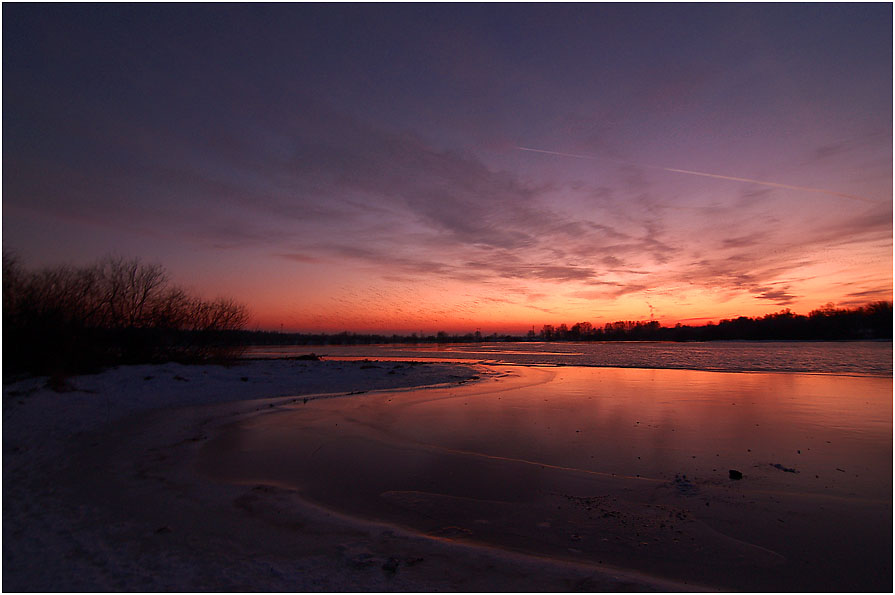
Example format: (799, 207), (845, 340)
(198, 365), (891, 590)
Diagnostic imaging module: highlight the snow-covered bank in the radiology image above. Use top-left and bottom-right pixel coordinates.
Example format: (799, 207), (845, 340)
(2, 359), (683, 592)
(2, 359), (502, 591)
(3, 359), (483, 453)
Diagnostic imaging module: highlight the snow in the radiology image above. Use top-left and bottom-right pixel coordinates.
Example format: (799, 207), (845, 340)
(4, 359), (481, 456)
(2, 359), (671, 591)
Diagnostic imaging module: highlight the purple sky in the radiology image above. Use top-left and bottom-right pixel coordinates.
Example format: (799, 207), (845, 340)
(3, 4), (892, 332)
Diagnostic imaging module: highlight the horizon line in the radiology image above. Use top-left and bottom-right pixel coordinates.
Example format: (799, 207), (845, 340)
(252, 299), (892, 335)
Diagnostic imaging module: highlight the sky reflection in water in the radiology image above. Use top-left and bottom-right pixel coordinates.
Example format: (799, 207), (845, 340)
(199, 365), (892, 590)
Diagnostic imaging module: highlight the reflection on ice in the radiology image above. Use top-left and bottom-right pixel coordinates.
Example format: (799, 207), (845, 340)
(198, 365), (892, 591)
(246, 340), (893, 376)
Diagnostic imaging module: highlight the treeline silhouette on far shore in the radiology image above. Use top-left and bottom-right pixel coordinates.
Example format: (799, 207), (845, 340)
(3, 254), (249, 379)
(237, 302), (892, 346)
(4, 252), (890, 379)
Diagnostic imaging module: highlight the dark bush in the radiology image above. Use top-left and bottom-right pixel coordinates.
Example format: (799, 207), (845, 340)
(3, 254), (249, 378)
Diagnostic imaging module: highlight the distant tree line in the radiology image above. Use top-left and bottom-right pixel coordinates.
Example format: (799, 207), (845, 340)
(228, 329), (507, 346)
(236, 302), (892, 346)
(3, 254), (249, 378)
(527, 303), (892, 341)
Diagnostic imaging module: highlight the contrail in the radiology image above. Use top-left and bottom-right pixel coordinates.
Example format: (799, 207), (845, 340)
(516, 146), (877, 204)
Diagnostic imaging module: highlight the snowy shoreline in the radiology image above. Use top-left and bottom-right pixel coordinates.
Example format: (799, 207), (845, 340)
(3, 359), (679, 591)
(2, 359), (479, 590)
(3, 358), (485, 451)
(5, 358), (891, 591)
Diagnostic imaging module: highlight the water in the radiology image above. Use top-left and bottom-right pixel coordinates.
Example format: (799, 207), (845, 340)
(199, 364), (893, 590)
(223, 339), (892, 589)
(245, 340), (893, 377)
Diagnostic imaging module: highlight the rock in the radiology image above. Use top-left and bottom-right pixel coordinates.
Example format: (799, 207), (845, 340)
(771, 463), (798, 473)
(729, 469), (743, 480)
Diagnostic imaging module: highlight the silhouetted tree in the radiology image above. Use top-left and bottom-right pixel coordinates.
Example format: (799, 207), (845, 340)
(3, 254), (249, 377)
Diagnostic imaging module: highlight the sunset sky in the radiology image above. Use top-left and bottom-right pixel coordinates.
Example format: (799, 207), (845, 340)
(4, 4), (892, 333)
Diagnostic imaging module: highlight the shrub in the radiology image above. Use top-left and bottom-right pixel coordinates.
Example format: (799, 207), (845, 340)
(2, 254), (249, 378)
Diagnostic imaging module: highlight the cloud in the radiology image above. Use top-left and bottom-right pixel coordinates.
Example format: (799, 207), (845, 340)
(721, 233), (768, 249)
(813, 141), (850, 160)
(754, 287), (798, 305)
(505, 265), (597, 282)
(278, 253), (323, 264)
(6, 66), (890, 315)
(569, 282), (650, 301)
(518, 146), (880, 203)
(845, 287), (892, 300)
(262, 125), (889, 311)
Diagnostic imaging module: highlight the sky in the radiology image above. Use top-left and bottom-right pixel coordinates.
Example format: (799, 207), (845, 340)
(3, 4), (892, 333)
